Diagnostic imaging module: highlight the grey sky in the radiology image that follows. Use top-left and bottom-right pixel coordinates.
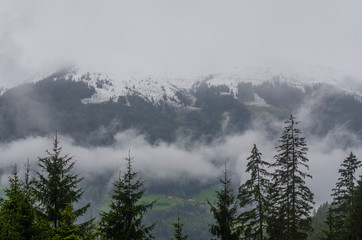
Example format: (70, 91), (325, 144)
(1, 0), (362, 87)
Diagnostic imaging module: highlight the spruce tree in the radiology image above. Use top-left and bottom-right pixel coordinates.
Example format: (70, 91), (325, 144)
(52, 204), (81, 240)
(208, 163), (240, 240)
(267, 115), (314, 240)
(329, 152), (361, 240)
(53, 203), (97, 240)
(238, 144), (270, 240)
(0, 164), (51, 240)
(171, 212), (188, 240)
(99, 151), (156, 240)
(32, 133), (93, 237)
(0, 165), (30, 240)
(266, 181), (287, 240)
(321, 207), (337, 240)
(350, 175), (362, 239)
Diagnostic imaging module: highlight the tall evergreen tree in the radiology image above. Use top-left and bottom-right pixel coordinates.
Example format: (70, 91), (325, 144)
(99, 151), (156, 240)
(350, 175), (362, 239)
(208, 163), (240, 240)
(267, 115), (314, 240)
(307, 202), (329, 240)
(0, 165), (30, 240)
(171, 212), (188, 240)
(32, 133), (93, 237)
(329, 152), (361, 240)
(52, 204), (81, 240)
(52, 203), (97, 240)
(321, 207), (337, 240)
(238, 144), (270, 240)
(0, 164), (51, 240)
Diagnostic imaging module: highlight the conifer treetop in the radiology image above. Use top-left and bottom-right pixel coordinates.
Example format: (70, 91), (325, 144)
(208, 163), (240, 240)
(267, 114), (314, 240)
(33, 133), (90, 229)
(99, 151), (156, 240)
(171, 211), (188, 240)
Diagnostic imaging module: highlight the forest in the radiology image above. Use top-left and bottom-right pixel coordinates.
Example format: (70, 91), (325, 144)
(0, 115), (361, 240)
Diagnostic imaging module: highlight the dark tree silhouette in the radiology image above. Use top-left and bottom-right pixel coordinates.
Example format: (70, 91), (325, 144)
(171, 212), (188, 240)
(99, 151), (156, 240)
(208, 163), (240, 240)
(327, 152), (361, 239)
(32, 133), (93, 238)
(267, 115), (314, 240)
(238, 144), (270, 240)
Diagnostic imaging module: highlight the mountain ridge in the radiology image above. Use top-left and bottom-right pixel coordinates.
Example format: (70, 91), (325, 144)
(69, 66), (362, 105)
(1, 65), (362, 146)
(11, 65), (362, 106)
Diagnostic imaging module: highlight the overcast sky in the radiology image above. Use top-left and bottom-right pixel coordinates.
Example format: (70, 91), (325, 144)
(1, 0), (362, 87)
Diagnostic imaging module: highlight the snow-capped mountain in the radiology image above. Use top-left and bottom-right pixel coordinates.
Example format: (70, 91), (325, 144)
(1, 64), (362, 146)
(51, 65), (362, 106)
(60, 68), (195, 106)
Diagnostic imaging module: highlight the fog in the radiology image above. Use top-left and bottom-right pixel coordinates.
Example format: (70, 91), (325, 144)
(1, 1), (362, 87)
(1, 84), (362, 207)
(1, 115), (361, 207)
(1, 1), (362, 211)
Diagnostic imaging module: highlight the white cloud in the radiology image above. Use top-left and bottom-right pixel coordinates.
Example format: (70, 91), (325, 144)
(1, 122), (361, 206)
(1, 0), (362, 207)
(1, 1), (362, 87)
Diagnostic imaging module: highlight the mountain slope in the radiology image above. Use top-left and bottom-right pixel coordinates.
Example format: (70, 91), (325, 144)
(58, 66), (362, 106)
(0, 66), (362, 145)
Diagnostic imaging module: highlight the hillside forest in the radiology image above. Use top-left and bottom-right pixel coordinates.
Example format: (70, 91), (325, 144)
(0, 115), (361, 240)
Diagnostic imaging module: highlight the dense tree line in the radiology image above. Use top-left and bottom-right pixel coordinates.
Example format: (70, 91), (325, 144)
(207, 115), (315, 240)
(0, 115), (361, 239)
(0, 134), (96, 239)
(207, 115), (360, 240)
(322, 152), (362, 240)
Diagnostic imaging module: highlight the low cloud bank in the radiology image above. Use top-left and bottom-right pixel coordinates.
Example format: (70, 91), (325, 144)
(1, 119), (362, 207)
(1, 86), (362, 207)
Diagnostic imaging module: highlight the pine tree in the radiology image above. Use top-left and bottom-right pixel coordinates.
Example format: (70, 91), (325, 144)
(238, 144), (270, 240)
(267, 115), (314, 240)
(329, 152), (361, 240)
(350, 175), (362, 239)
(308, 202), (329, 239)
(99, 151), (156, 240)
(208, 163), (240, 240)
(171, 212), (188, 240)
(52, 204), (81, 240)
(0, 165), (28, 240)
(32, 133), (93, 237)
(0, 164), (51, 240)
(321, 207), (337, 240)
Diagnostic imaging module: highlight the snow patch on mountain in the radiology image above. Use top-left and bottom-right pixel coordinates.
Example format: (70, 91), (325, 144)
(60, 68), (196, 105)
(245, 94), (270, 107)
(0, 87), (7, 96)
(40, 65), (362, 106)
(197, 65), (362, 101)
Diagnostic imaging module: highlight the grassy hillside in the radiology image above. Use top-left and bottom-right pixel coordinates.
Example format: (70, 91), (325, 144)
(97, 184), (219, 240)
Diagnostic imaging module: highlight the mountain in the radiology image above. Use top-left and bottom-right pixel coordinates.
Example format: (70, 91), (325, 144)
(0, 66), (362, 146)
(40, 65), (362, 106)
(1, 66), (362, 240)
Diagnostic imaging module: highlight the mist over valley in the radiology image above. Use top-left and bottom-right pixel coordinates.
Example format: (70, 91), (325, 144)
(0, 67), (362, 239)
